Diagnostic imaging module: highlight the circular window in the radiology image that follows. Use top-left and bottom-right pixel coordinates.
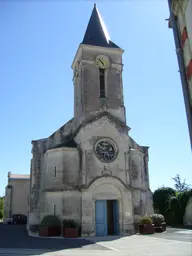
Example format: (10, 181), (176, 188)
(94, 139), (117, 162)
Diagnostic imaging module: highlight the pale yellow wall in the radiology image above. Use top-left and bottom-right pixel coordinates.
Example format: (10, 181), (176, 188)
(9, 179), (30, 216)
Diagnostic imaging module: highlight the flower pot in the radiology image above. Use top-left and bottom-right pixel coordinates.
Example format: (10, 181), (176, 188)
(162, 222), (166, 232)
(64, 227), (79, 238)
(154, 222), (166, 233)
(39, 226), (61, 237)
(39, 227), (49, 237)
(139, 224), (155, 234)
(155, 226), (163, 232)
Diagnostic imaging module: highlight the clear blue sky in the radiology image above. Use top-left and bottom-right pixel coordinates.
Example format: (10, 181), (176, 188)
(0, 1), (191, 197)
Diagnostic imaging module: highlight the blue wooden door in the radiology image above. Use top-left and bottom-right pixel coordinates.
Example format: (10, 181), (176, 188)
(95, 200), (107, 236)
(113, 200), (120, 235)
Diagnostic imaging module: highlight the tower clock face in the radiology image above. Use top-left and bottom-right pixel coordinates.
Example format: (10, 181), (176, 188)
(95, 139), (117, 162)
(95, 55), (109, 69)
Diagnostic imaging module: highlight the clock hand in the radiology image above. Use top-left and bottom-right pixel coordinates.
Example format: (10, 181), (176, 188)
(99, 59), (104, 68)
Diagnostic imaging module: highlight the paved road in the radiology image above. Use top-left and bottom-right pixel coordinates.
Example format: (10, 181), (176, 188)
(0, 224), (191, 256)
(0, 224), (107, 251)
(153, 227), (192, 243)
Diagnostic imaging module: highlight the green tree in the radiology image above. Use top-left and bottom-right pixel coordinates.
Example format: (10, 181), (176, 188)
(167, 194), (181, 224)
(172, 174), (191, 192)
(153, 187), (175, 219)
(0, 211), (3, 220)
(0, 197), (4, 220)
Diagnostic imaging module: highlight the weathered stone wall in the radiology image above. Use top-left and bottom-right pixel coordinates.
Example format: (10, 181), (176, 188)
(43, 147), (80, 191)
(81, 177), (134, 236)
(132, 189), (153, 225)
(129, 149), (146, 189)
(28, 39), (153, 234)
(72, 45), (126, 127)
(75, 116), (130, 187)
(40, 191), (81, 224)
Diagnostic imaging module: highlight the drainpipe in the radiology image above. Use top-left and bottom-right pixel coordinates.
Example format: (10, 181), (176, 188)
(168, 0), (192, 150)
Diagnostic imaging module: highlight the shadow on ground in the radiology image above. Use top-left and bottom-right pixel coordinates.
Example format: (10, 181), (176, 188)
(0, 223), (123, 255)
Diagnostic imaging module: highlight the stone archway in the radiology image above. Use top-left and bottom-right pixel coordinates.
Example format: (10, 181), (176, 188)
(81, 176), (133, 236)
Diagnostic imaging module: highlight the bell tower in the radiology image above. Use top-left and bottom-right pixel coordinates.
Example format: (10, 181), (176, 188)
(72, 4), (126, 127)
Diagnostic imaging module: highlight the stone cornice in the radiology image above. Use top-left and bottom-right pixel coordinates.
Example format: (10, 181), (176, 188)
(43, 187), (80, 192)
(74, 111), (130, 135)
(71, 44), (124, 69)
(130, 149), (145, 157)
(87, 175), (128, 189)
(111, 63), (123, 72)
(45, 147), (77, 155)
(33, 112), (130, 154)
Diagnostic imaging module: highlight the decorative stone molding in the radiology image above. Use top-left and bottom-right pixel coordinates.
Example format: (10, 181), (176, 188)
(81, 59), (95, 65)
(88, 175), (127, 190)
(111, 63), (123, 72)
(102, 165), (112, 175)
(73, 61), (80, 85)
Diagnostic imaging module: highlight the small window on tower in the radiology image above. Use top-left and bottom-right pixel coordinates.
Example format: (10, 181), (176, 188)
(99, 68), (105, 98)
(53, 204), (56, 215)
(54, 166), (56, 177)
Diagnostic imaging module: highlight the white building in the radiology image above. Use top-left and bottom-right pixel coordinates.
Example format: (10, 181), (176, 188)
(168, 0), (192, 148)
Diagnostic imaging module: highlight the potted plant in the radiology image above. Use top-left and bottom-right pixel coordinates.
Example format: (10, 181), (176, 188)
(139, 216), (155, 234)
(29, 225), (39, 233)
(150, 214), (166, 232)
(62, 219), (79, 238)
(39, 215), (61, 237)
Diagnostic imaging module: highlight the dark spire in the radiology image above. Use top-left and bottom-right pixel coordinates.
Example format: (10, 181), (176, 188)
(82, 4), (120, 49)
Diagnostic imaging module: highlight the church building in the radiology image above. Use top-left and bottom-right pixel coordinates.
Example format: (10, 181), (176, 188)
(28, 4), (153, 236)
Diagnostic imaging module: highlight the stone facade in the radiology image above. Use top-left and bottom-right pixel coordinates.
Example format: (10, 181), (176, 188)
(28, 6), (153, 236)
(4, 172), (30, 219)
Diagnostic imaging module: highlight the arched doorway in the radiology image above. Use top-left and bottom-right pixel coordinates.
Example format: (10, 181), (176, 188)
(81, 177), (127, 236)
(95, 199), (119, 236)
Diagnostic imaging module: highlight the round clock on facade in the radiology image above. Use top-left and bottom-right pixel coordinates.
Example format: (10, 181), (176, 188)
(95, 55), (109, 69)
(95, 139), (117, 162)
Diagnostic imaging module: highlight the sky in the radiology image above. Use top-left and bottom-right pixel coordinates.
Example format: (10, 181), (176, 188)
(0, 0), (191, 197)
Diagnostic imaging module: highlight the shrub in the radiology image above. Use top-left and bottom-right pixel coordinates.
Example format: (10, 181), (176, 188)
(40, 215), (61, 228)
(0, 211), (3, 220)
(153, 187), (175, 217)
(63, 219), (78, 228)
(139, 216), (152, 225)
(150, 214), (165, 226)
